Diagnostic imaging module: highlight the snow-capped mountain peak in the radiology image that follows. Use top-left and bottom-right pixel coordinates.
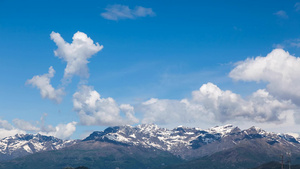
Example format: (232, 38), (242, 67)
(0, 133), (77, 162)
(206, 124), (236, 136)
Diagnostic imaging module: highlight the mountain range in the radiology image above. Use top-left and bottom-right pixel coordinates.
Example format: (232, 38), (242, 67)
(0, 124), (300, 169)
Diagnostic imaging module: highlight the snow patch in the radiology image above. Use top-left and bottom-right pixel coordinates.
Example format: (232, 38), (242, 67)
(23, 144), (32, 153)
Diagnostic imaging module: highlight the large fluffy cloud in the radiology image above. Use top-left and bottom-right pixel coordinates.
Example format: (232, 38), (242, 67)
(0, 118), (26, 139)
(101, 5), (155, 21)
(140, 83), (297, 125)
(0, 116), (76, 140)
(0, 128), (26, 139)
(140, 98), (210, 125)
(26, 66), (64, 103)
(39, 121), (77, 140)
(73, 85), (139, 126)
(50, 31), (103, 82)
(13, 119), (40, 131)
(229, 49), (300, 104)
(193, 83), (295, 122)
(0, 119), (14, 130)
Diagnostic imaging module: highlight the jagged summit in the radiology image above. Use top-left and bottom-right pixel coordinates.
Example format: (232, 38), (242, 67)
(207, 124), (237, 135)
(5, 133), (61, 143)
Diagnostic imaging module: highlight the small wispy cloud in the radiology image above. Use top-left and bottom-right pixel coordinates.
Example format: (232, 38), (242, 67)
(295, 2), (300, 11)
(233, 26), (242, 31)
(273, 38), (300, 49)
(101, 4), (155, 21)
(290, 39), (300, 48)
(272, 43), (285, 49)
(274, 10), (288, 19)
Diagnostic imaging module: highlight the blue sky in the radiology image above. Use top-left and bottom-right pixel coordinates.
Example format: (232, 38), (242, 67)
(1, 0), (300, 139)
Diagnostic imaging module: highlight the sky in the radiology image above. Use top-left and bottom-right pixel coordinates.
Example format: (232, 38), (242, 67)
(1, 0), (300, 140)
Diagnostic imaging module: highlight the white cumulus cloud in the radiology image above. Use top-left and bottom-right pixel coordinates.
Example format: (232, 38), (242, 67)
(192, 83), (296, 123)
(229, 49), (300, 105)
(50, 31), (103, 82)
(40, 121), (77, 140)
(139, 82), (297, 125)
(73, 85), (139, 126)
(26, 66), (64, 103)
(0, 128), (26, 139)
(0, 115), (77, 140)
(13, 119), (40, 131)
(0, 119), (14, 130)
(0, 118), (26, 139)
(101, 4), (155, 21)
(140, 98), (211, 125)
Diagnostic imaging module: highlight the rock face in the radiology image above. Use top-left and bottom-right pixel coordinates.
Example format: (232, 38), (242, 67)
(83, 124), (300, 159)
(0, 133), (77, 161)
